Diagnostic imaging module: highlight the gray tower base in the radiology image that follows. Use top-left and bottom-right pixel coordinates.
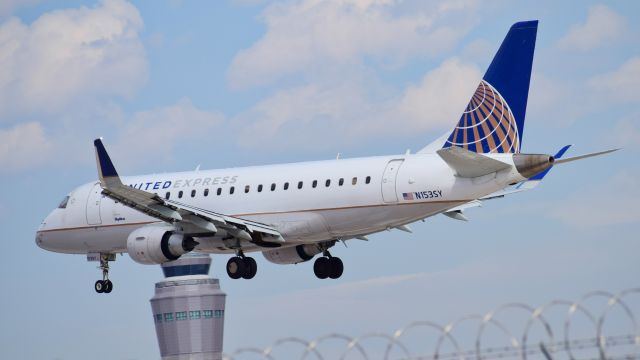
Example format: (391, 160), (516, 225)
(150, 254), (226, 360)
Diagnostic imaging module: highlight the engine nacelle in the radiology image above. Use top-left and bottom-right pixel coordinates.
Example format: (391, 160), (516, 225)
(126, 226), (197, 265)
(262, 244), (323, 265)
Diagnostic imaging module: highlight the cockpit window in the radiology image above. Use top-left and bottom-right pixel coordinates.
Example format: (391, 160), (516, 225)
(58, 196), (70, 209)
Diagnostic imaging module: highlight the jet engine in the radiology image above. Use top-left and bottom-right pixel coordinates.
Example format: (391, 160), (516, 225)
(262, 244), (323, 265)
(126, 226), (198, 265)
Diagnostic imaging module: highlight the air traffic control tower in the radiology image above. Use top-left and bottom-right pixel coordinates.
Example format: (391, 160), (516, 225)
(150, 253), (226, 360)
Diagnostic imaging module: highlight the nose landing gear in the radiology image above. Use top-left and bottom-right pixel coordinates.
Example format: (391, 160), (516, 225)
(92, 253), (115, 294)
(313, 251), (343, 279)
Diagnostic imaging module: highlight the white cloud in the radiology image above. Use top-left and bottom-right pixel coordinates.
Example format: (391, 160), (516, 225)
(0, 0), (41, 18)
(0, 122), (53, 173)
(227, 0), (478, 89)
(558, 5), (627, 51)
(587, 57), (640, 103)
(0, 0), (147, 118)
(398, 58), (480, 130)
(235, 58), (480, 151)
(606, 117), (640, 149)
(550, 171), (639, 227)
(111, 98), (224, 169)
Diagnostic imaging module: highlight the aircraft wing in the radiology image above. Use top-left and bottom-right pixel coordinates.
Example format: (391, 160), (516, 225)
(93, 139), (283, 243)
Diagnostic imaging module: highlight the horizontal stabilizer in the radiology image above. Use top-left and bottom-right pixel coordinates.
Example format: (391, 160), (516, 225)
(554, 148), (619, 164)
(436, 147), (511, 178)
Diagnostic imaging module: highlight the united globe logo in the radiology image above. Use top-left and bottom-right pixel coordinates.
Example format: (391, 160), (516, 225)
(444, 80), (521, 153)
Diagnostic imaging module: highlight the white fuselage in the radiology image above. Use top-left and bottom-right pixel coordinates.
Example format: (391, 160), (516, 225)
(36, 152), (525, 255)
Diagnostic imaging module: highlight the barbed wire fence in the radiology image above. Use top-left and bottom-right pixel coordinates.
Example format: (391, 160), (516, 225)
(223, 287), (640, 360)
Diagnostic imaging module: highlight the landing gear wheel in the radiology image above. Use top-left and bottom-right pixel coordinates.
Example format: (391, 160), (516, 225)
(103, 280), (113, 293)
(94, 280), (105, 293)
(94, 253), (114, 294)
(328, 257), (344, 279)
(227, 257), (246, 279)
(242, 257), (257, 279)
(314, 257), (330, 279)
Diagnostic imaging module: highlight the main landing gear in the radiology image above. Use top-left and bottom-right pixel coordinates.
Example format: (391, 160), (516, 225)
(313, 251), (343, 279)
(226, 251), (257, 280)
(94, 253), (114, 294)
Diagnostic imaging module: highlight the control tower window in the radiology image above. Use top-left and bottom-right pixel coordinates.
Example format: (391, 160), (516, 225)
(155, 314), (162, 323)
(164, 313), (174, 322)
(189, 311), (201, 320)
(203, 310), (213, 319)
(58, 196), (70, 209)
(176, 311), (188, 321)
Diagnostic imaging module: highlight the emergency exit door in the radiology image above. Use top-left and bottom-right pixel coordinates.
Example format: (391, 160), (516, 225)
(381, 159), (404, 203)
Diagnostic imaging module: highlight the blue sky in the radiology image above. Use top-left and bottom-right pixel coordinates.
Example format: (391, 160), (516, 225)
(0, 1), (639, 359)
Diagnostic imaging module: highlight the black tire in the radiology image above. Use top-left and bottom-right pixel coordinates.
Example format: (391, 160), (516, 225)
(103, 280), (113, 293)
(94, 280), (104, 293)
(313, 257), (329, 279)
(243, 257), (257, 279)
(328, 257), (344, 279)
(226, 257), (246, 279)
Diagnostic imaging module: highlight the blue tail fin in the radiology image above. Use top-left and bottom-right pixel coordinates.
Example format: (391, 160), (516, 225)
(443, 20), (538, 153)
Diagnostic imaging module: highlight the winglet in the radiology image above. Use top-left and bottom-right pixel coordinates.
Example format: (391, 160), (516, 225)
(94, 138), (121, 185)
(528, 144), (572, 180)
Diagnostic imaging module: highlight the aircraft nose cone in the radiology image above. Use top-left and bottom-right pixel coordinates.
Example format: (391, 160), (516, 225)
(35, 230), (45, 249)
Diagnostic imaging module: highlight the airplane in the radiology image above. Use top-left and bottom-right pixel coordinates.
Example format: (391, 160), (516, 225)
(36, 20), (617, 294)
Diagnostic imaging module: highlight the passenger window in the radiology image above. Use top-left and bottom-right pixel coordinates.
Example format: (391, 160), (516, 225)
(325, 179), (331, 187)
(312, 180), (318, 188)
(284, 182), (289, 190)
(352, 177), (357, 185)
(271, 183), (276, 191)
(216, 188), (222, 196)
(165, 192), (171, 200)
(366, 176), (371, 184)
(58, 196), (70, 209)
(339, 178), (344, 186)
(258, 184), (263, 192)
(204, 189), (209, 197)
(297, 181), (303, 189)
(178, 191), (183, 199)
(230, 186), (235, 195)
(191, 190), (196, 197)
(245, 185), (250, 193)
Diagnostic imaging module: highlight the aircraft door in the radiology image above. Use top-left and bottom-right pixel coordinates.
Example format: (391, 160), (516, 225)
(86, 183), (103, 225)
(381, 159), (404, 203)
